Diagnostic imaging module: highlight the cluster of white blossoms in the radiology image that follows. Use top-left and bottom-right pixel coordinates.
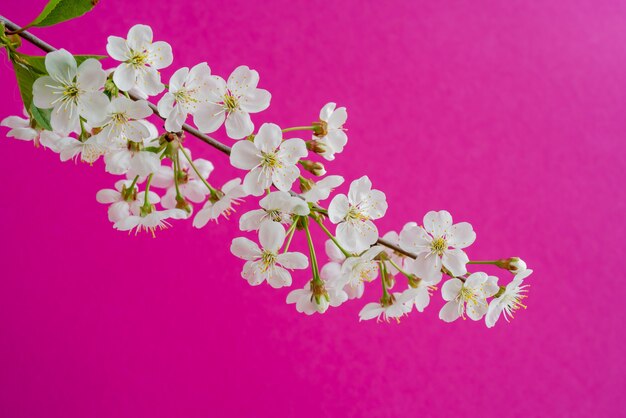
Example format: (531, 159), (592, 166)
(2, 23), (532, 325)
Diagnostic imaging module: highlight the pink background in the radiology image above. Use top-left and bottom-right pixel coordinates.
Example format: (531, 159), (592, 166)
(1, 1), (625, 416)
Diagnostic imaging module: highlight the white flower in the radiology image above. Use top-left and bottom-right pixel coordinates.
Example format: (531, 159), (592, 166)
(229, 123), (307, 196)
(301, 175), (344, 203)
(485, 269), (532, 328)
(315, 102), (348, 161)
(286, 279), (349, 315)
(399, 210), (476, 281)
(104, 121), (162, 177)
(114, 208), (188, 236)
(319, 239), (365, 300)
(96, 179), (160, 223)
(358, 294), (412, 322)
(194, 65), (271, 139)
(339, 246), (383, 288)
(193, 178), (247, 227)
(328, 176), (387, 253)
(439, 272), (499, 323)
(32, 49), (108, 135)
(97, 96), (153, 145)
(106, 24), (173, 96)
(58, 135), (105, 164)
(239, 190), (309, 231)
(230, 222), (308, 288)
(396, 274), (439, 313)
(151, 151), (213, 209)
(157, 63), (215, 132)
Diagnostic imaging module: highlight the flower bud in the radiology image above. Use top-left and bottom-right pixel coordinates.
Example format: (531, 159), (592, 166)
(299, 177), (315, 192)
(312, 120), (328, 137)
(496, 257), (527, 273)
(300, 159), (326, 176)
(306, 139), (327, 154)
(104, 77), (119, 98)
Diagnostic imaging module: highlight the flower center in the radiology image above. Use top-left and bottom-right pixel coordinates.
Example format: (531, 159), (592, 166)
(430, 237), (447, 256)
(502, 286), (529, 321)
(174, 89), (198, 106)
(112, 112), (129, 125)
(81, 142), (104, 164)
(267, 209), (284, 223)
(63, 84), (80, 101)
(261, 250), (277, 271)
(458, 286), (478, 305)
(223, 93), (240, 112)
(346, 206), (368, 222)
(128, 50), (148, 67)
(261, 152), (281, 169)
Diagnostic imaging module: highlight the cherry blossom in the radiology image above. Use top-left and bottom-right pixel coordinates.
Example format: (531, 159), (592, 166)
(32, 49), (108, 135)
(230, 222), (308, 288)
(229, 123), (307, 196)
(315, 102), (348, 161)
(103, 121), (162, 177)
(439, 272), (499, 323)
(193, 178), (247, 227)
(358, 294), (412, 322)
(286, 279), (348, 315)
(96, 179), (160, 223)
(399, 210), (476, 282)
(97, 96), (153, 145)
(157, 63), (215, 132)
(106, 24), (173, 96)
(301, 175), (344, 203)
(239, 190), (309, 231)
(339, 246), (383, 289)
(58, 135), (105, 164)
(485, 269), (532, 328)
(152, 150), (214, 209)
(328, 176), (387, 253)
(114, 208), (188, 236)
(194, 65), (271, 139)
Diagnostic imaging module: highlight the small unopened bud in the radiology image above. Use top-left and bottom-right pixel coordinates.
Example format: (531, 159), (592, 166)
(496, 257), (527, 273)
(175, 195), (193, 214)
(306, 139), (327, 154)
(300, 160), (326, 176)
(299, 177), (315, 193)
(312, 120), (328, 137)
(311, 279), (330, 313)
(104, 78), (119, 98)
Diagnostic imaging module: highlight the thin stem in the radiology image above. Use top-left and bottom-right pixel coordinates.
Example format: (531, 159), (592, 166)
(379, 261), (390, 298)
(282, 220), (298, 253)
(172, 151), (183, 200)
(281, 126), (314, 133)
(143, 173), (153, 207)
(387, 258), (413, 280)
(128, 175), (139, 191)
(303, 217), (321, 283)
(467, 260), (499, 265)
(313, 216), (351, 258)
(178, 146), (217, 195)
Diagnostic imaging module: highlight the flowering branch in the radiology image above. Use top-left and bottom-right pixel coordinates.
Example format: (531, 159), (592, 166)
(0, 10), (532, 326)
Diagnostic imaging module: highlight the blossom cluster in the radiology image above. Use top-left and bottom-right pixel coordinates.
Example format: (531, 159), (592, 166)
(1, 23), (531, 325)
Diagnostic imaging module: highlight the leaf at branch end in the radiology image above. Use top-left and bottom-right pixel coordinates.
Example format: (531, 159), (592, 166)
(29, 0), (99, 28)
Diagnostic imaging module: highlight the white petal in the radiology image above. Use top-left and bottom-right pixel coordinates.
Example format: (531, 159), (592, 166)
(327, 194), (349, 224)
(146, 41), (173, 70)
(423, 210), (453, 237)
(447, 222), (476, 249)
(358, 303), (384, 321)
(259, 221), (285, 252)
(231, 237), (261, 260)
(240, 88), (271, 113)
(227, 65), (259, 96)
(278, 138), (307, 165)
(78, 91), (109, 125)
(441, 278), (463, 301)
(193, 103), (225, 133)
(32, 76), (59, 108)
(113, 63), (137, 91)
(277, 252), (309, 269)
(127, 24), (153, 50)
(439, 301), (462, 323)
(327, 106), (347, 128)
(267, 266), (291, 288)
(106, 36), (130, 61)
(442, 248), (469, 277)
(230, 140), (261, 169)
(45, 49), (76, 82)
(271, 165), (299, 192)
(399, 225), (431, 253)
(238, 210), (266, 231)
(77, 59), (106, 91)
(225, 111), (253, 139)
(253, 123), (281, 152)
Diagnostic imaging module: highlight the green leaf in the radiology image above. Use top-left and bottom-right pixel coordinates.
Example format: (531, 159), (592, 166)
(28, 0), (99, 28)
(10, 52), (106, 119)
(30, 103), (53, 131)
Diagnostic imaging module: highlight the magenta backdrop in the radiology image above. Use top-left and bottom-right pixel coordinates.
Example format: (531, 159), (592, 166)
(1, 1), (625, 417)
